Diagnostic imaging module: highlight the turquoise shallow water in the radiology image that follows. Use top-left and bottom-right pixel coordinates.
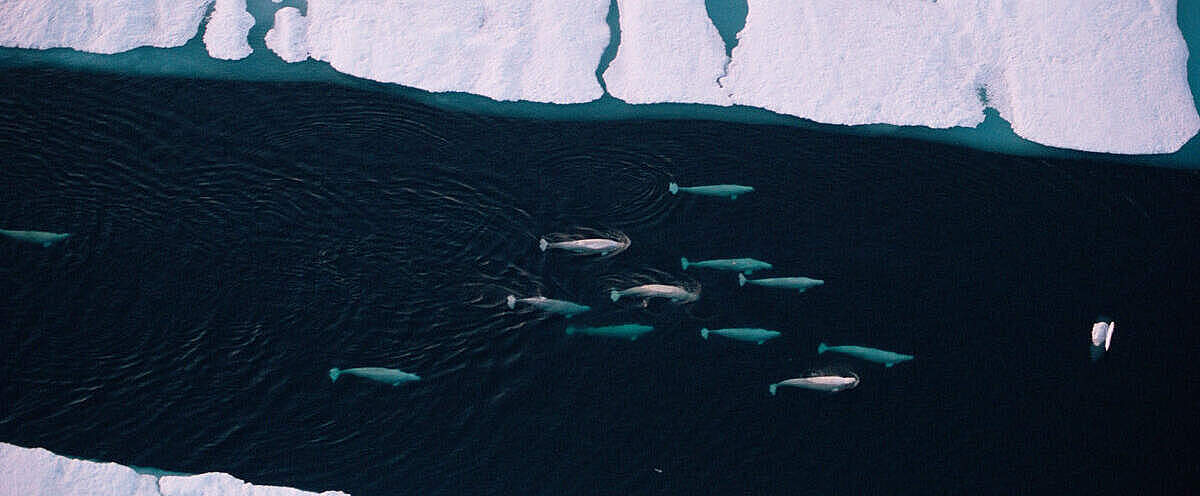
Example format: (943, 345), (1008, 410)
(1, 0), (1198, 167)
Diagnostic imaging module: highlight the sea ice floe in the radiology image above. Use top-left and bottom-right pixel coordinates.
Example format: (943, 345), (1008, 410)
(602, 0), (730, 105)
(301, 0), (612, 103)
(265, 7), (308, 63)
(723, 0), (1199, 154)
(0, 0), (214, 54)
(203, 0), (255, 60)
(0, 443), (350, 496)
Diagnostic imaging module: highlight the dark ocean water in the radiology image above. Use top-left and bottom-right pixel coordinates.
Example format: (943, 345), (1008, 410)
(1, 68), (1198, 495)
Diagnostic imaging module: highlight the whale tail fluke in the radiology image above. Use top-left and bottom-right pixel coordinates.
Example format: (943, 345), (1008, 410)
(700, 328), (709, 340)
(506, 295), (517, 309)
(668, 182), (679, 195)
(538, 238), (549, 251)
(817, 342), (828, 354)
(329, 368), (341, 383)
(610, 290), (621, 302)
(769, 384), (778, 396)
(680, 257), (689, 270)
(738, 273), (747, 287)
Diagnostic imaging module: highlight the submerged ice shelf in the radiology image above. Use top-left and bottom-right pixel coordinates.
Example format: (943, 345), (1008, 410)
(0, 0), (1198, 162)
(0, 443), (349, 496)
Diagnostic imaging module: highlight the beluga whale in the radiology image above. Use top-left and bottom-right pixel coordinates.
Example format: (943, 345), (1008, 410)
(0, 228), (70, 247)
(818, 342), (913, 367)
(507, 295), (591, 318)
(610, 284), (699, 306)
(1089, 316), (1115, 362)
(565, 323), (654, 341)
(681, 257), (772, 274)
(329, 367), (421, 386)
(668, 182), (754, 200)
(769, 372), (860, 395)
(538, 230), (630, 257)
(738, 273), (823, 293)
(700, 327), (781, 345)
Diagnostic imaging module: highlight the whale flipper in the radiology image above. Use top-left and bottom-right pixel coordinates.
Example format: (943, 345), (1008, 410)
(885, 362), (894, 368)
(730, 195), (737, 200)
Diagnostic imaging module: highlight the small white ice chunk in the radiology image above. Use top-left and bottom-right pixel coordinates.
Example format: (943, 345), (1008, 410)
(602, 0), (731, 105)
(302, 0), (612, 103)
(0, 0), (215, 54)
(265, 7), (309, 63)
(203, 0), (256, 61)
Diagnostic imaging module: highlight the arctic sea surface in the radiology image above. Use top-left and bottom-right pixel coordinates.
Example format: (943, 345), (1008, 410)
(2, 68), (1199, 494)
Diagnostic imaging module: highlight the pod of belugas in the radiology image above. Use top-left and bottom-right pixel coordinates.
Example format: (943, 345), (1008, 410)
(1090, 317), (1115, 362)
(700, 327), (781, 345)
(818, 342), (913, 367)
(610, 284), (699, 305)
(769, 373), (859, 395)
(0, 228), (70, 247)
(539, 237), (628, 256)
(738, 273), (824, 292)
(328, 367), (421, 386)
(506, 295), (591, 318)
(668, 182), (754, 200)
(565, 323), (654, 341)
(681, 257), (772, 274)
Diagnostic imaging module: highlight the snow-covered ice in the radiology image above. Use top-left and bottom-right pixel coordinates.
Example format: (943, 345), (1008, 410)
(723, 0), (984, 129)
(265, 7), (308, 63)
(602, 0), (730, 105)
(0, 0), (1196, 154)
(0, 0), (214, 54)
(203, 0), (255, 60)
(0, 443), (350, 496)
(723, 0), (1198, 154)
(301, 0), (612, 103)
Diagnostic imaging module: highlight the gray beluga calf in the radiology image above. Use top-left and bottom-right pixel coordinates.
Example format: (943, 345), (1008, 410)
(769, 373), (859, 395)
(329, 367), (421, 386)
(610, 284), (699, 306)
(818, 342), (913, 367)
(738, 273), (824, 293)
(700, 327), (781, 345)
(565, 323), (654, 341)
(506, 295), (591, 318)
(1090, 317), (1115, 362)
(681, 257), (772, 274)
(0, 228), (70, 247)
(668, 182), (754, 200)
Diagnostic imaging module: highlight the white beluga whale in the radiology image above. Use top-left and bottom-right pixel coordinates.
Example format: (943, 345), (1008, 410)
(681, 257), (772, 274)
(565, 323), (654, 341)
(668, 182), (754, 200)
(328, 367), (421, 386)
(769, 372), (860, 395)
(1090, 317), (1115, 362)
(507, 295), (591, 318)
(0, 228), (70, 247)
(610, 284), (699, 306)
(818, 342), (913, 367)
(539, 236), (629, 256)
(700, 327), (781, 345)
(738, 273), (823, 293)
